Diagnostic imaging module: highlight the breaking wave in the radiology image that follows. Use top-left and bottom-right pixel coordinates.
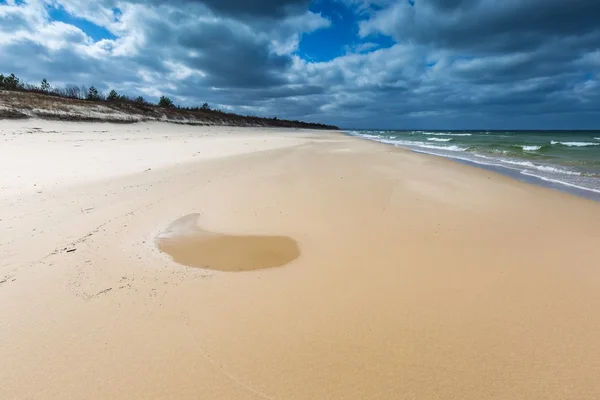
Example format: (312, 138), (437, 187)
(427, 138), (453, 142)
(520, 145), (542, 151)
(422, 132), (472, 137)
(551, 141), (599, 147)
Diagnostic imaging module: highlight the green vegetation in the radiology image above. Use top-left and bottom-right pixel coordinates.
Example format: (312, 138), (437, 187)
(0, 72), (338, 129)
(106, 89), (120, 102)
(1, 73), (22, 90)
(158, 96), (175, 108)
(40, 78), (50, 92)
(0, 72), (211, 109)
(87, 86), (101, 101)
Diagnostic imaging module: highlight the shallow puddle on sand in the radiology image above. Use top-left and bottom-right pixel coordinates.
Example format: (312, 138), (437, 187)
(156, 214), (300, 272)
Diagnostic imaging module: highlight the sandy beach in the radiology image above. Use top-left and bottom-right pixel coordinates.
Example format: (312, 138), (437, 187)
(1, 120), (600, 399)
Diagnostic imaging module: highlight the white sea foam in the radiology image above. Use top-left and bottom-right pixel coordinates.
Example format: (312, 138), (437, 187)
(520, 145), (542, 151)
(422, 144), (465, 152)
(534, 165), (581, 175)
(520, 172), (600, 195)
(413, 144), (466, 152)
(595, 137), (600, 141)
(500, 160), (536, 167)
(551, 141), (599, 147)
(427, 138), (453, 142)
(353, 131), (598, 195)
(377, 138), (466, 152)
(422, 132), (472, 137)
(406, 149), (500, 167)
(473, 154), (496, 160)
(361, 134), (383, 139)
(475, 149), (509, 155)
(498, 159), (581, 175)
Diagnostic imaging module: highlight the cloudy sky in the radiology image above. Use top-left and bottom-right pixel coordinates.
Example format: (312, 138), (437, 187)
(1, 0), (599, 129)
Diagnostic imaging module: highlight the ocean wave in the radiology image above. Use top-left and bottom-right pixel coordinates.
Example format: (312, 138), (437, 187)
(499, 159), (581, 175)
(354, 130), (599, 197)
(551, 141), (599, 147)
(360, 134), (383, 139)
(473, 154), (496, 160)
(345, 130), (362, 136)
(420, 144), (465, 152)
(422, 132), (472, 137)
(399, 146), (600, 196)
(476, 148), (511, 155)
(535, 165), (582, 175)
(377, 138), (466, 152)
(595, 137), (600, 141)
(427, 138), (453, 142)
(520, 172), (600, 195)
(406, 149), (500, 167)
(519, 145), (542, 151)
(500, 160), (536, 167)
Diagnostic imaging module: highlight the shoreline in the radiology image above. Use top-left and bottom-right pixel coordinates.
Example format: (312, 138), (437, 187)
(414, 147), (600, 202)
(2, 120), (600, 399)
(450, 155), (600, 201)
(343, 130), (600, 202)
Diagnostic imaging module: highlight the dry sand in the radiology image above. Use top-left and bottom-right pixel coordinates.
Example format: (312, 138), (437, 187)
(1, 119), (600, 399)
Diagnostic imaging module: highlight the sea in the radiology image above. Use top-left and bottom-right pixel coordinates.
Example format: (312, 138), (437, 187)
(346, 130), (600, 201)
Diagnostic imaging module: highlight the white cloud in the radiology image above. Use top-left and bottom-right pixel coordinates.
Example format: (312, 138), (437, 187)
(1, 0), (599, 128)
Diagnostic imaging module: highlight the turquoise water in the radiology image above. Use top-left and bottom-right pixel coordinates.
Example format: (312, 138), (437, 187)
(347, 130), (600, 198)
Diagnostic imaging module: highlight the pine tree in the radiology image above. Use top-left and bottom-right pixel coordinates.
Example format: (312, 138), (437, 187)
(40, 78), (50, 92)
(107, 89), (119, 101)
(87, 86), (100, 101)
(4, 73), (20, 90)
(158, 96), (174, 108)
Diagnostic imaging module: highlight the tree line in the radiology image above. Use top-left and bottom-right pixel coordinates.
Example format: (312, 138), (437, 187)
(0, 72), (339, 129)
(0, 73), (212, 111)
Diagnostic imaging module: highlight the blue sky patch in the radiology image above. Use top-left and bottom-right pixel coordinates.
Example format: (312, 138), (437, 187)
(47, 4), (116, 41)
(299, 0), (358, 62)
(299, 0), (395, 62)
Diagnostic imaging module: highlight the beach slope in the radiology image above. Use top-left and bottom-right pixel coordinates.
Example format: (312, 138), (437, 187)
(1, 120), (599, 399)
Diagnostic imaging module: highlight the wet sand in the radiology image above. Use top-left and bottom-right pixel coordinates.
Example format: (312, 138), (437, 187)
(156, 214), (300, 271)
(1, 120), (600, 399)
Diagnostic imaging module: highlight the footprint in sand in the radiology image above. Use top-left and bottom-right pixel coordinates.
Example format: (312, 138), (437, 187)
(156, 214), (299, 272)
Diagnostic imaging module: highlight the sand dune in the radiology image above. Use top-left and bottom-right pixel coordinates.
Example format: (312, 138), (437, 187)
(1, 120), (600, 399)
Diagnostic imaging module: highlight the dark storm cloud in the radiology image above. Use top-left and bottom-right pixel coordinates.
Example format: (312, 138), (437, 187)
(69, 2), (307, 92)
(365, 0), (600, 53)
(177, 23), (292, 88)
(342, 0), (600, 127)
(425, 0), (477, 11)
(115, 0), (311, 20)
(196, 0), (311, 18)
(2, 0), (599, 128)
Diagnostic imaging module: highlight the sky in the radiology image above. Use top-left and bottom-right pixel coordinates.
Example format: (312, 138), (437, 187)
(1, 0), (599, 129)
